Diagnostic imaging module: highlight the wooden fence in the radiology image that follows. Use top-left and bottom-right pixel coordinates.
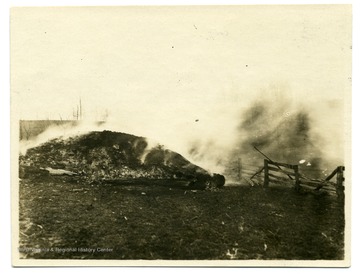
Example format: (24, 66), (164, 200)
(263, 159), (300, 188)
(299, 165), (345, 200)
(240, 159), (345, 200)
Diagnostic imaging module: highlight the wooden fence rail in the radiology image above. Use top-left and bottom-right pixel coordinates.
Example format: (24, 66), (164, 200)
(264, 159), (301, 190)
(261, 159), (345, 201)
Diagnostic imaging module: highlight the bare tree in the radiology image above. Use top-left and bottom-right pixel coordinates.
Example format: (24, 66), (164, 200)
(20, 122), (32, 140)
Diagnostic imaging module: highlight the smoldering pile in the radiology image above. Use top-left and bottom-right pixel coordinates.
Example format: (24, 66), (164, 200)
(19, 130), (225, 189)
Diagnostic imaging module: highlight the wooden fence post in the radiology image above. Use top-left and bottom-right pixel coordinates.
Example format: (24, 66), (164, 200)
(336, 166), (345, 202)
(294, 165), (300, 191)
(264, 159), (269, 188)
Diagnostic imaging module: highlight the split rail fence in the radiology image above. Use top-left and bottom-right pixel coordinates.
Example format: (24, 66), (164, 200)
(240, 159), (345, 201)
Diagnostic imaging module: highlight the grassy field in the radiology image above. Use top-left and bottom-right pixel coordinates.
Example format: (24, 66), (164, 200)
(18, 175), (345, 260)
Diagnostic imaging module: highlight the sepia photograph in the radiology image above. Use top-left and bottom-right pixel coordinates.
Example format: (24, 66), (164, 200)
(10, 5), (351, 267)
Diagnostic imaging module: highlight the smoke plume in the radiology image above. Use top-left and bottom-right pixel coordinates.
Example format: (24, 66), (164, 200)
(222, 91), (345, 182)
(20, 86), (345, 184)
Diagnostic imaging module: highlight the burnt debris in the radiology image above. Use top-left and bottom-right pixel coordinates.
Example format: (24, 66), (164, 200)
(20, 130), (225, 189)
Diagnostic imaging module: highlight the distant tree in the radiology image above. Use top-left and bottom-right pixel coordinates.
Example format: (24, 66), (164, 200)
(20, 122), (32, 140)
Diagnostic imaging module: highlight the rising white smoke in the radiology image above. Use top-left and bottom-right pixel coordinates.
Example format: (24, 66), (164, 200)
(19, 84), (346, 183)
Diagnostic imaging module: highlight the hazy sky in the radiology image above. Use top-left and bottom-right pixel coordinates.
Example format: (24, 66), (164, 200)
(11, 6), (351, 170)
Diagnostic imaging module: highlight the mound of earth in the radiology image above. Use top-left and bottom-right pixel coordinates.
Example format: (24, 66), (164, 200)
(19, 130), (225, 189)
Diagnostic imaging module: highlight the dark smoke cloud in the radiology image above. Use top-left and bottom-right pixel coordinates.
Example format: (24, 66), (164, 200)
(224, 98), (327, 181)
